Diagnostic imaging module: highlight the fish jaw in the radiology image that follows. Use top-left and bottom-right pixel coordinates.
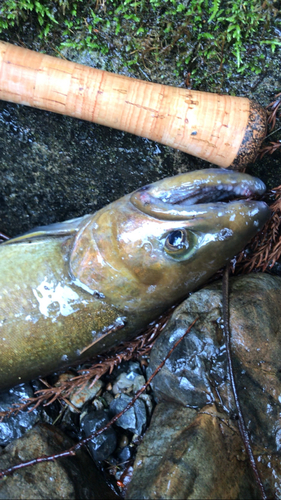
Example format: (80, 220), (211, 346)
(137, 168), (267, 205)
(70, 169), (270, 315)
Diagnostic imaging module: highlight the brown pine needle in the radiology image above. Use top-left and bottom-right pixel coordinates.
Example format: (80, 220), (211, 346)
(234, 186), (281, 274)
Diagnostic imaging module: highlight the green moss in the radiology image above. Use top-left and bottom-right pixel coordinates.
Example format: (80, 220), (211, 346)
(0, 0), (280, 90)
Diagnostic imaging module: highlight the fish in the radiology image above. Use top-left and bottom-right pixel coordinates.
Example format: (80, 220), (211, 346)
(0, 169), (270, 391)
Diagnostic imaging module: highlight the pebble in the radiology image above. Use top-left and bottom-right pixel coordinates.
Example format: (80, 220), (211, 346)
(70, 380), (103, 411)
(109, 393), (147, 435)
(80, 408), (117, 462)
(0, 383), (41, 446)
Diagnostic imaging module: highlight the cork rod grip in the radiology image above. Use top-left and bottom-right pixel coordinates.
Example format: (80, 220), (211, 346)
(0, 41), (267, 169)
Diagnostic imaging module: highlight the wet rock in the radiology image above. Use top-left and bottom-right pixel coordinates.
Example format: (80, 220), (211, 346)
(80, 409), (117, 462)
(0, 383), (41, 446)
(112, 362), (146, 395)
(109, 394), (147, 436)
(70, 379), (103, 411)
(127, 274), (281, 499)
(118, 434), (130, 449)
(117, 446), (132, 463)
(127, 402), (260, 500)
(0, 423), (119, 499)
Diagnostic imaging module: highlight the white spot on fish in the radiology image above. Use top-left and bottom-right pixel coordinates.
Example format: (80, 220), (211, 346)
(24, 314), (39, 324)
(33, 278), (80, 320)
(217, 228), (233, 240)
(249, 208), (260, 217)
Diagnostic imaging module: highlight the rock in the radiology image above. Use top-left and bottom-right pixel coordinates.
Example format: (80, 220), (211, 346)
(126, 402), (260, 499)
(80, 409), (117, 462)
(117, 446), (132, 463)
(0, 423), (119, 499)
(112, 362), (146, 395)
(109, 394), (147, 436)
(126, 274), (281, 499)
(0, 383), (41, 446)
(70, 379), (103, 411)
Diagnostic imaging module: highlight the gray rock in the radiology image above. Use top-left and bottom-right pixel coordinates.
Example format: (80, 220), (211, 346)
(112, 362), (146, 395)
(117, 446), (132, 463)
(0, 383), (40, 446)
(127, 274), (281, 499)
(80, 409), (117, 462)
(0, 423), (119, 499)
(109, 394), (147, 435)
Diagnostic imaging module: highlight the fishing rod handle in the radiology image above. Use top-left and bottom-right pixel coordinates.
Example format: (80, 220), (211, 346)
(0, 41), (266, 168)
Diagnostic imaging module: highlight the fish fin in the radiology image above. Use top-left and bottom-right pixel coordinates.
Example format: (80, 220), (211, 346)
(3, 214), (92, 244)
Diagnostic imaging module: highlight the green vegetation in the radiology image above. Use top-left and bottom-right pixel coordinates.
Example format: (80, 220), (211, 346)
(0, 0), (280, 89)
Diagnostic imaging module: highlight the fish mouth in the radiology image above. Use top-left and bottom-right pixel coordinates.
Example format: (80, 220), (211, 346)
(130, 168), (268, 220)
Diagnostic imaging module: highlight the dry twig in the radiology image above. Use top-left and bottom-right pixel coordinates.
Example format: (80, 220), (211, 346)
(0, 231), (9, 243)
(260, 140), (281, 158)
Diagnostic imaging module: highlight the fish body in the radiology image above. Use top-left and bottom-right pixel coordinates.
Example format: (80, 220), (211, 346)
(0, 169), (270, 390)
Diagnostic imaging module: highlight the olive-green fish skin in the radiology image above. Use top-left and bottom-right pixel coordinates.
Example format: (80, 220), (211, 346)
(0, 169), (270, 390)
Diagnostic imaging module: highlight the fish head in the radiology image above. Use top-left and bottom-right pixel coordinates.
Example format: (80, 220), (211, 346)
(70, 169), (270, 315)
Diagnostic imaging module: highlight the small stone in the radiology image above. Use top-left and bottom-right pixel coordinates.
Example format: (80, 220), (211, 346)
(117, 445), (131, 463)
(54, 371), (75, 386)
(109, 393), (147, 435)
(69, 379), (103, 411)
(103, 391), (114, 406)
(118, 434), (129, 448)
(139, 394), (153, 415)
(91, 398), (104, 411)
(0, 383), (41, 446)
(112, 372), (145, 395)
(80, 409), (117, 462)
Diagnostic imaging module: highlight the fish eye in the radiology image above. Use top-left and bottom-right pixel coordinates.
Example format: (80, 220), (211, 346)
(165, 229), (189, 252)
